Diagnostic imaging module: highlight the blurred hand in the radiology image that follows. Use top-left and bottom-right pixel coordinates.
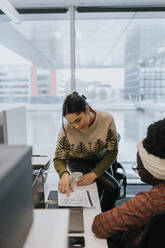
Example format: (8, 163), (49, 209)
(77, 172), (97, 186)
(58, 172), (74, 196)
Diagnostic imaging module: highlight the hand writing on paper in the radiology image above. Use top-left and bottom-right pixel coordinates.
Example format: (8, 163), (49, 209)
(58, 172), (74, 196)
(77, 172), (97, 186)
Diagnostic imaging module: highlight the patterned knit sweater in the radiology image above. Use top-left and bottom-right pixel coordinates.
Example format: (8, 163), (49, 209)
(53, 111), (118, 178)
(92, 183), (165, 248)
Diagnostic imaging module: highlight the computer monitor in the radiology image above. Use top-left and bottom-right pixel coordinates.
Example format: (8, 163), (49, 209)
(2, 106), (27, 145)
(0, 145), (33, 248)
(32, 168), (45, 208)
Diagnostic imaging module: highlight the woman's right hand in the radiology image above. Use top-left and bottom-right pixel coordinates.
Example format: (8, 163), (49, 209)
(58, 172), (74, 196)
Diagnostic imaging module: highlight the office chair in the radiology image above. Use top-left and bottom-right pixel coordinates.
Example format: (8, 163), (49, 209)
(107, 134), (127, 200)
(137, 211), (165, 248)
(114, 162), (127, 199)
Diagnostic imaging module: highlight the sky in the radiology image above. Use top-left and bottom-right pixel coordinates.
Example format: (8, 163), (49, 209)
(76, 68), (124, 89)
(0, 45), (31, 65)
(58, 68), (124, 89)
(0, 45), (124, 89)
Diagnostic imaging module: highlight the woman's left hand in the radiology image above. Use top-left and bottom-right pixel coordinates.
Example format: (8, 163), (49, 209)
(77, 172), (97, 186)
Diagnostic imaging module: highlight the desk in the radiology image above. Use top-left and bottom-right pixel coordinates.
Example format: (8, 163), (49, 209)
(69, 183), (108, 248)
(23, 209), (69, 248)
(45, 168), (108, 248)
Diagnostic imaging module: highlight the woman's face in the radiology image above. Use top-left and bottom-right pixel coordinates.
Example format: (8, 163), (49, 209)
(65, 106), (90, 131)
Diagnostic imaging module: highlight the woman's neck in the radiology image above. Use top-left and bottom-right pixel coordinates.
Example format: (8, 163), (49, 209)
(88, 111), (96, 127)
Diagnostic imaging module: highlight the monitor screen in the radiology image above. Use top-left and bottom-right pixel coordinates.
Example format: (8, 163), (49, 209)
(0, 145), (33, 248)
(3, 106), (27, 145)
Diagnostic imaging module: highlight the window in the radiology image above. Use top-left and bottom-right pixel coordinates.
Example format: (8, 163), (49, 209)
(0, 8), (165, 169)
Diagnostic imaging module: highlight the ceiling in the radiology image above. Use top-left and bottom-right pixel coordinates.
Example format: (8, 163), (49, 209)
(8, 0), (165, 8)
(0, 1), (165, 69)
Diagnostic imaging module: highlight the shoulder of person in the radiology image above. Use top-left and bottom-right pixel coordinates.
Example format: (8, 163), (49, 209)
(97, 110), (114, 122)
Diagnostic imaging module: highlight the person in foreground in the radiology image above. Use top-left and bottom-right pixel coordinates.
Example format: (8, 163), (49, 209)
(54, 92), (119, 211)
(92, 118), (165, 248)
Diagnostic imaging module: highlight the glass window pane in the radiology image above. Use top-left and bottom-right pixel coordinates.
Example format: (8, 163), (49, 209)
(0, 15), (70, 155)
(75, 11), (165, 180)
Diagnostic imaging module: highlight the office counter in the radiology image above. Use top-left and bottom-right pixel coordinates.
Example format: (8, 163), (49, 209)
(44, 169), (108, 248)
(69, 183), (108, 248)
(23, 209), (69, 248)
(24, 166), (108, 248)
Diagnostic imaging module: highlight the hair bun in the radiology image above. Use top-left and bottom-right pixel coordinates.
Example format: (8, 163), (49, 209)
(72, 92), (78, 95)
(81, 94), (87, 100)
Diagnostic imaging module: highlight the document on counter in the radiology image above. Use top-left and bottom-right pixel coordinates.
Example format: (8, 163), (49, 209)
(58, 190), (94, 207)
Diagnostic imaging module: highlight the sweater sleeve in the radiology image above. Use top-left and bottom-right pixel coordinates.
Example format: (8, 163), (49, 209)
(53, 128), (70, 177)
(92, 191), (154, 239)
(92, 117), (118, 177)
(53, 158), (68, 178)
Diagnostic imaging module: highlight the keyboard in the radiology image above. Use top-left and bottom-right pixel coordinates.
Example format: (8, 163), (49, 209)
(45, 190), (58, 208)
(46, 203), (58, 208)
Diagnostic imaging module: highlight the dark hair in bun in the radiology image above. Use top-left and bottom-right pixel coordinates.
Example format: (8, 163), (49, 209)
(143, 118), (165, 159)
(62, 92), (88, 116)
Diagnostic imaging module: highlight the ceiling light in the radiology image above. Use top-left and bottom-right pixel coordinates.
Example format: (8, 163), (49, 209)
(0, 0), (22, 24)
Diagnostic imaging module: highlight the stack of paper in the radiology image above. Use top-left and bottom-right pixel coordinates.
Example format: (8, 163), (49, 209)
(58, 190), (94, 207)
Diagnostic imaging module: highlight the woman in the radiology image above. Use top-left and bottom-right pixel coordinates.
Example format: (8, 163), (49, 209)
(53, 92), (119, 211)
(92, 118), (165, 248)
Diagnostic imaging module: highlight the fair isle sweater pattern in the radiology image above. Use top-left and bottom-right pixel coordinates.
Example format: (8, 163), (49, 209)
(55, 128), (116, 160)
(54, 111), (118, 177)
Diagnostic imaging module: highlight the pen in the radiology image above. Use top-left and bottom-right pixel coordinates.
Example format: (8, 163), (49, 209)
(87, 191), (93, 206)
(32, 155), (48, 157)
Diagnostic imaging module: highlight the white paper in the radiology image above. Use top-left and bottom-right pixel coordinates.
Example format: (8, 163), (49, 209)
(58, 190), (94, 207)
